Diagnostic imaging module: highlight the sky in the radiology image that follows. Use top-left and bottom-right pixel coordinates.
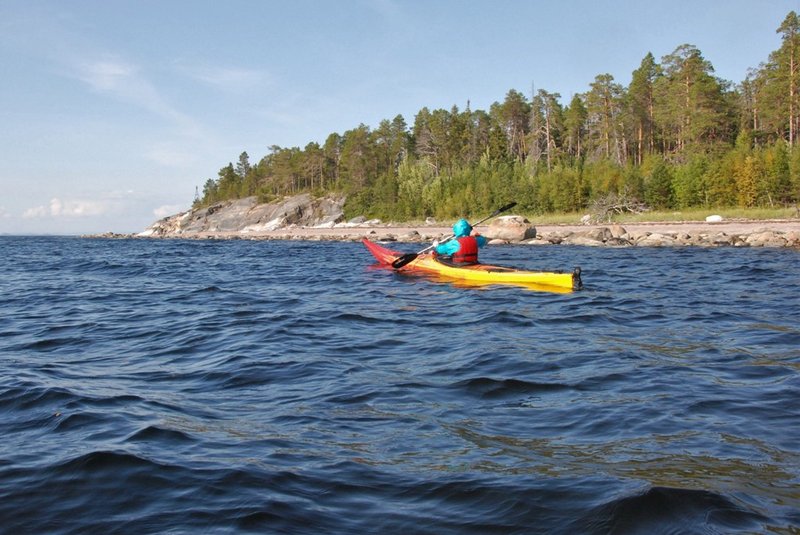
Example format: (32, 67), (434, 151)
(1, 0), (798, 235)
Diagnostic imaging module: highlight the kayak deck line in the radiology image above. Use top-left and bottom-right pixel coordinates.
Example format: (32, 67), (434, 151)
(362, 238), (583, 291)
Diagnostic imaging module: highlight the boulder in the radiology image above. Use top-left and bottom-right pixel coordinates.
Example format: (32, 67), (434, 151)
(710, 232), (734, 246)
(399, 230), (422, 241)
(565, 235), (606, 246)
(674, 233), (703, 246)
(485, 215), (536, 242)
(540, 232), (566, 244)
(523, 237), (552, 246)
(626, 230), (649, 241)
(572, 227), (613, 243)
(746, 230), (787, 247)
(609, 224), (627, 238)
(635, 232), (676, 247)
(605, 237), (632, 247)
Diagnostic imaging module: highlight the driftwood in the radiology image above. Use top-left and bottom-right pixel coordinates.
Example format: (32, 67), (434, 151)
(585, 193), (649, 224)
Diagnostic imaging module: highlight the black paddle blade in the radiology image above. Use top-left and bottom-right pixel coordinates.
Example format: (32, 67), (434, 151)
(496, 201), (517, 214)
(391, 253), (418, 269)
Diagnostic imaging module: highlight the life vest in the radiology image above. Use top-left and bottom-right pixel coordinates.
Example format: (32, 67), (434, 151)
(452, 236), (479, 264)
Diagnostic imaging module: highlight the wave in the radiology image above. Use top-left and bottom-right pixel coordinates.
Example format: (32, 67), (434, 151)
(567, 486), (769, 534)
(1, 237), (797, 534)
(452, 377), (572, 399)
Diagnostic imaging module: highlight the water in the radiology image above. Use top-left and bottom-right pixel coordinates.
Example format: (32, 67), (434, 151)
(1, 236), (798, 534)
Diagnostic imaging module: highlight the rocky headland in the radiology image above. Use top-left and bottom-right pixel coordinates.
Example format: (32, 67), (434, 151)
(92, 194), (800, 249)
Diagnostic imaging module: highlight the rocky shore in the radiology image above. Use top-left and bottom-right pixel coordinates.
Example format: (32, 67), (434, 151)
(89, 195), (800, 249)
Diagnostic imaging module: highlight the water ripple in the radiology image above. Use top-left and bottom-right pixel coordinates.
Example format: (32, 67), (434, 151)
(0, 237), (798, 533)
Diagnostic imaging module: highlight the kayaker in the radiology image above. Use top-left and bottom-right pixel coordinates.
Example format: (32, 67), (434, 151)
(433, 218), (487, 264)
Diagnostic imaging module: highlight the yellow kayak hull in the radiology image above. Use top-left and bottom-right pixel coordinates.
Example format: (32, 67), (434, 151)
(363, 239), (582, 291)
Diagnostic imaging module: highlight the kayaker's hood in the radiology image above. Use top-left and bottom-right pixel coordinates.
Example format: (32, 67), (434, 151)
(453, 218), (472, 237)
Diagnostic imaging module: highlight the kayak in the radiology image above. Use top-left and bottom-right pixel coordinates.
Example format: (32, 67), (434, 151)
(363, 238), (582, 291)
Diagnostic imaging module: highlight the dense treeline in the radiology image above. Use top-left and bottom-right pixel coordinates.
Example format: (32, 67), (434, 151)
(196, 11), (800, 220)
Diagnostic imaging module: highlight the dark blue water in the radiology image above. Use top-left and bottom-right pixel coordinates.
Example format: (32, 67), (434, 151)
(1, 236), (798, 534)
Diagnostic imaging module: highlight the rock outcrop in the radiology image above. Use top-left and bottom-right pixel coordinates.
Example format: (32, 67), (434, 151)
(139, 194), (345, 237)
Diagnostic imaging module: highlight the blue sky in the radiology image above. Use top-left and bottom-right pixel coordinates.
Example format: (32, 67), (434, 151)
(1, 0), (797, 234)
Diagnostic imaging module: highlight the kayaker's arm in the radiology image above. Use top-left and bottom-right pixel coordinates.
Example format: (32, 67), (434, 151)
(434, 240), (460, 256)
(434, 234), (485, 255)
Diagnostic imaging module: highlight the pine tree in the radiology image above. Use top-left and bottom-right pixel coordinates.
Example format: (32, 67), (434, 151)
(656, 44), (732, 156)
(529, 89), (563, 172)
(629, 53), (661, 164)
(563, 94), (587, 161)
(777, 11), (800, 145)
(491, 89), (531, 162)
(586, 74), (624, 163)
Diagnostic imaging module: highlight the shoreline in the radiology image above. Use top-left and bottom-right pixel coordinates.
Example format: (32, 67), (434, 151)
(92, 218), (800, 248)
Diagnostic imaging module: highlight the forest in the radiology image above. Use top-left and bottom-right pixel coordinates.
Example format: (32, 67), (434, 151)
(195, 11), (800, 222)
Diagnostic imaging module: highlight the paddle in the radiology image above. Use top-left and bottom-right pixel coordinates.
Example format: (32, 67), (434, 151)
(391, 202), (517, 269)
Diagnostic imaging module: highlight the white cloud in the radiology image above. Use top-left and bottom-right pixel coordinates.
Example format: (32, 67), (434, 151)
(361, 0), (402, 19)
(79, 58), (165, 113)
(0, 206), (10, 219)
(49, 197), (63, 216)
(23, 197), (114, 219)
(71, 56), (197, 129)
(153, 204), (186, 219)
(186, 65), (271, 93)
(22, 205), (49, 219)
(68, 55), (224, 155)
(78, 59), (136, 92)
